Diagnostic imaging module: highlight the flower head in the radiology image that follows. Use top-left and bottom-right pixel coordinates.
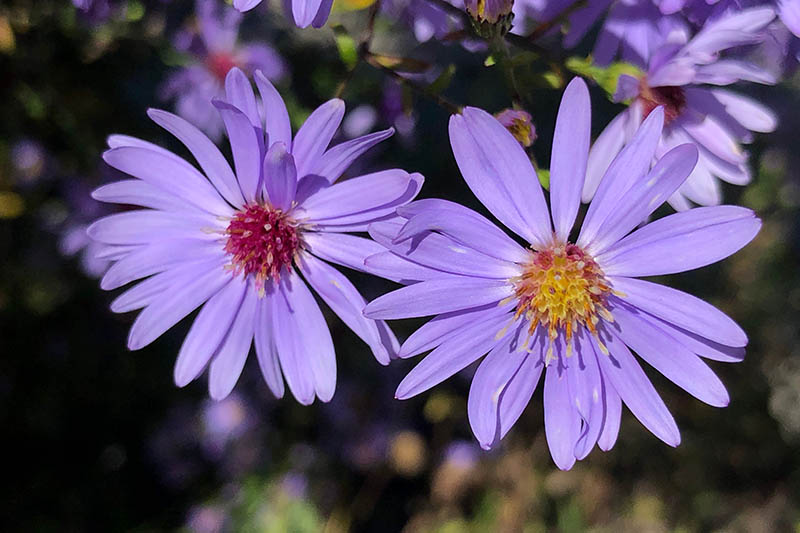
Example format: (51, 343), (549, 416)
(90, 68), (423, 403)
(161, 0), (286, 140)
(585, 7), (778, 210)
(364, 77), (759, 469)
(494, 108), (536, 147)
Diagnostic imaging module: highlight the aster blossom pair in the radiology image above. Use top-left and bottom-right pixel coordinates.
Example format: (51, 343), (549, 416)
(90, 67), (422, 403)
(364, 78), (759, 469)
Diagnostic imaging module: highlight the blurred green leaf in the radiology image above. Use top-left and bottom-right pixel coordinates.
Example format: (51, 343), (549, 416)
(333, 25), (358, 70)
(429, 64), (457, 95)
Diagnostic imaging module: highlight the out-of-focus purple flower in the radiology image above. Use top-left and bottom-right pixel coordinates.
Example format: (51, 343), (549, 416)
(233, 0), (333, 29)
(201, 392), (250, 456)
(161, 0), (286, 141)
(90, 68), (422, 402)
(585, 7), (778, 209)
(57, 179), (113, 279)
(381, 0), (464, 43)
(495, 108), (537, 147)
(365, 78), (760, 469)
(72, 0), (117, 23)
(11, 139), (47, 186)
(186, 504), (227, 533)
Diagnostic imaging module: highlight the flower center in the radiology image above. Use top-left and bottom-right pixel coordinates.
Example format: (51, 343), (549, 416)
(638, 77), (686, 124)
(510, 243), (613, 361)
(206, 52), (239, 82)
(224, 204), (301, 292)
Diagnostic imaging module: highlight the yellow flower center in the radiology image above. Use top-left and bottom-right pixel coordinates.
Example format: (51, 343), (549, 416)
(509, 243), (614, 362)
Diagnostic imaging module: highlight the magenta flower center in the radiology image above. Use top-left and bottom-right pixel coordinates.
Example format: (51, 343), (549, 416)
(224, 204), (301, 288)
(510, 243), (613, 359)
(207, 53), (239, 82)
(638, 77), (687, 124)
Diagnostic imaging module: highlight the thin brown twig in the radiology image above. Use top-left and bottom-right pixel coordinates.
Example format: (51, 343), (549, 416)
(525, 0), (588, 42)
(365, 53), (463, 115)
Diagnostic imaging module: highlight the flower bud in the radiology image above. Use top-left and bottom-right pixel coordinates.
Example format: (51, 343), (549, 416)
(495, 108), (536, 147)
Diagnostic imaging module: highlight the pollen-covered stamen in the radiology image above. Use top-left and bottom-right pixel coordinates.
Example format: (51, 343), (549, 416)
(510, 243), (613, 362)
(638, 77), (687, 124)
(224, 203), (301, 293)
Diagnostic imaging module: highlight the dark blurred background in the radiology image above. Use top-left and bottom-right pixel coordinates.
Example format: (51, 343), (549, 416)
(1, 1), (799, 531)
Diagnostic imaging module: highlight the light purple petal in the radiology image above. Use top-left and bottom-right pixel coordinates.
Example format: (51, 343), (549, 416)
(254, 292), (285, 398)
(273, 270), (336, 403)
(468, 334), (526, 449)
(88, 210), (221, 245)
(598, 206), (761, 277)
(110, 257), (225, 313)
(495, 343), (545, 441)
(449, 108), (552, 248)
(147, 109), (245, 207)
(550, 77), (591, 242)
(544, 355), (580, 470)
(395, 311), (511, 400)
(263, 142), (297, 210)
(174, 277), (245, 387)
(612, 303), (730, 407)
(363, 251), (450, 283)
(127, 260), (231, 350)
(208, 283), (258, 400)
(292, 0), (324, 28)
(597, 376), (621, 451)
(568, 341), (605, 460)
(610, 276), (747, 347)
(682, 116), (746, 166)
(646, 317), (745, 363)
(386, 230), (521, 280)
(694, 59), (777, 85)
(578, 107), (664, 249)
(682, 7), (776, 60)
(364, 277), (514, 320)
(709, 89), (777, 133)
(224, 67), (260, 129)
(597, 332), (681, 446)
(399, 303), (510, 358)
(103, 146), (232, 215)
(304, 232), (385, 273)
(310, 0), (333, 27)
(583, 111), (631, 203)
(584, 143), (698, 256)
(100, 239), (223, 290)
(292, 99), (345, 177)
(299, 170), (422, 225)
(233, 0), (262, 12)
(308, 128), (394, 184)
(395, 199), (529, 264)
(92, 180), (195, 213)
(254, 70), (292, 151)
(213, 99), (262, 202)
(300, 253), (393, 364)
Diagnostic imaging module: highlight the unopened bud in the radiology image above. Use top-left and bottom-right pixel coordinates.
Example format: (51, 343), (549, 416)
(495, 108), (536, 147)
(465, 0), (514, 23)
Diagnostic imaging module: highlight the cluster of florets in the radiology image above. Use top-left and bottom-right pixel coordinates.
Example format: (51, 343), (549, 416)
(511, 243), (613, 357)
(224, 204), (301, 290)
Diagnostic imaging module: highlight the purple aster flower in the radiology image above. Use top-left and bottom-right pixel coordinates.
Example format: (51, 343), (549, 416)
(89, 67), (423, 402)
(233, 0), (333, 29)
(161, 0), (286, 141)
(364, 77), (760, 469)
(585, 7), (778, 210)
